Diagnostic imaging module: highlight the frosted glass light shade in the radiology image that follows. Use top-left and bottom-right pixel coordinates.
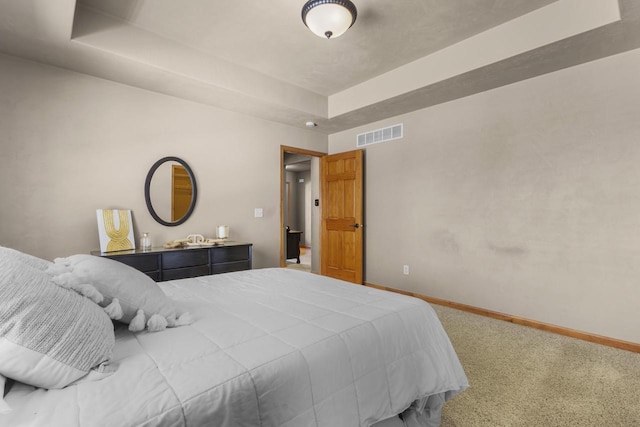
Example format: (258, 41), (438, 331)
(302, 0), (357, 39)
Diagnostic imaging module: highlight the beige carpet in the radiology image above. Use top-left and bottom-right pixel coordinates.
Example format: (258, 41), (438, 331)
(286, 247), (311, 272)
(432, 304), (640, 426)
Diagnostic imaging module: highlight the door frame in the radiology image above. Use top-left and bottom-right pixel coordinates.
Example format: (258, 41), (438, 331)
(280, 145), (326, 267)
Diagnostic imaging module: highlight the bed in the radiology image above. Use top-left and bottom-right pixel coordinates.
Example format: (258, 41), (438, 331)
(0, 248), (468, 427)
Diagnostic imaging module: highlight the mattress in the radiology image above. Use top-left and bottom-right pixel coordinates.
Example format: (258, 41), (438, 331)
(2, 268), (468, 426)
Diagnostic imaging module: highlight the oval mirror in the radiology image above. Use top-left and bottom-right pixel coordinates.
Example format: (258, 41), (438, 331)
(144, 156), (197, 226)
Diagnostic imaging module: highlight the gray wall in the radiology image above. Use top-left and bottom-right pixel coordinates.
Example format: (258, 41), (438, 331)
(295, 170), (311, 246)
(0, 53), (327, 268)
(329, 48), (640, 344)
(285, 169), (312, 247)
(284, 170), (299, 230)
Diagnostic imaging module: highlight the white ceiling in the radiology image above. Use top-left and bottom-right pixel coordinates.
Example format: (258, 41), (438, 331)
(1, 0), (639, 133)
(77, 0), (556, 96)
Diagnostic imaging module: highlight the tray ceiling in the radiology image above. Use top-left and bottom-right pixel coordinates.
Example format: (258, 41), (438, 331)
(0, 0), (638, 133)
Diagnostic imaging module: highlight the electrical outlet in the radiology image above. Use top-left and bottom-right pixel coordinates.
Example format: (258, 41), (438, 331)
(254, 208), (263, 218)
(403, 265), (409, 275)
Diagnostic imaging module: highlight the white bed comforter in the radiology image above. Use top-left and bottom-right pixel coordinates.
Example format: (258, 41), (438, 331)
(2, 268), (468, 427)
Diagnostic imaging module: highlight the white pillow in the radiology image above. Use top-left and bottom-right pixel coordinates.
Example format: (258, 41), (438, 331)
(0, 246), (51, 271)
(51, 254), (192, 332)
(0, 255), (115, 390)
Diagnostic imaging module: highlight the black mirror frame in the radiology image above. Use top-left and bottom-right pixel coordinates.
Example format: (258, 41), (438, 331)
(144, 156), (198, 227)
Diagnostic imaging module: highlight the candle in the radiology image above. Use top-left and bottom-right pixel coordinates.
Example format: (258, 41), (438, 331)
(216, 225), (229, 240)
(140, 232), (152, 251)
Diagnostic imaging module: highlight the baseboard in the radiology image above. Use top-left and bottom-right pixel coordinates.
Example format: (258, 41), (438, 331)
(364, 282), (640, 354)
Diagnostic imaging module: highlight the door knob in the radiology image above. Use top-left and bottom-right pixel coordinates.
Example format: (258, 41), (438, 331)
(352, 223), (363, 228)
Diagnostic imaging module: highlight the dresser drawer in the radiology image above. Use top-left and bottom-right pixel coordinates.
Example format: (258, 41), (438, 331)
(145, 271), (161, 281)
(162, 249), (209, 269)
(162, 265), (210, 281)
(212, 260), (251, 274)
(107, 253), (159, 273)
(212, 246), (249, 263)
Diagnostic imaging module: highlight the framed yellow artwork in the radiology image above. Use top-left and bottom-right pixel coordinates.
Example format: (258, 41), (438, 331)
(96, 209), (135, 253)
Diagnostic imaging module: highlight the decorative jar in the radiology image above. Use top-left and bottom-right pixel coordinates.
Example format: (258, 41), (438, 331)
(140, 232), (152, 251)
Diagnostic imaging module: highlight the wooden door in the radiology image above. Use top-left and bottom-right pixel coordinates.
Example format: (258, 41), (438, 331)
(171, 165), (192, 222)
(321, 150), (363, 284)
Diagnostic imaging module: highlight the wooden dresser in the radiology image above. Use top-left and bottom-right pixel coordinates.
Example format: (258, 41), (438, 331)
(91, 242), (252, 282)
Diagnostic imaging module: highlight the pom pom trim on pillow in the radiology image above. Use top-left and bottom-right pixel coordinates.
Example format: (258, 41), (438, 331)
(50, 255), (193, 333)
(48, 269), (104, 304)
(103, 298), (123, 320)
(129, 309), (146, 332)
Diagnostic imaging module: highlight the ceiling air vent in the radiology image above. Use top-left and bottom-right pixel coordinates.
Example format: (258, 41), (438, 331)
(356, 124), (403, 147)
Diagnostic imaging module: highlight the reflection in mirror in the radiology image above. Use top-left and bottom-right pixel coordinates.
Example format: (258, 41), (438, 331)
(145, 157), (197, 227)
(171, 165), (192, 221)
(148, 163), (191, 221)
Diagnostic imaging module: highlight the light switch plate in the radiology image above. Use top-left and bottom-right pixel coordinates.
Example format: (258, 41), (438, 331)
(254, 208), (263, 218)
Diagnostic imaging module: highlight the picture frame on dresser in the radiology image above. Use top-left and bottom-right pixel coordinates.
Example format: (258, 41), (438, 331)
(91, 242), (252, 282)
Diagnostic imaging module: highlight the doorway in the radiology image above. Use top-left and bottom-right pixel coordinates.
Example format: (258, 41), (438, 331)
(280, 146), (325, 272)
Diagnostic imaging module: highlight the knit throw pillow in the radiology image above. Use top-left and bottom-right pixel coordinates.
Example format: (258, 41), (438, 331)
(0, 246), (52, 271)
(0, 254), (115, 389)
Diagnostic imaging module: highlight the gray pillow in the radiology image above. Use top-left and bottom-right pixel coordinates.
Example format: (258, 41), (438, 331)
(0, 246), (52, 271)
(0, 253), (115, 389)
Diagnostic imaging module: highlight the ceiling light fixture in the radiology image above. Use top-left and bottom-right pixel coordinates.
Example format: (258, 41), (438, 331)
(301, 0), (357, 39)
